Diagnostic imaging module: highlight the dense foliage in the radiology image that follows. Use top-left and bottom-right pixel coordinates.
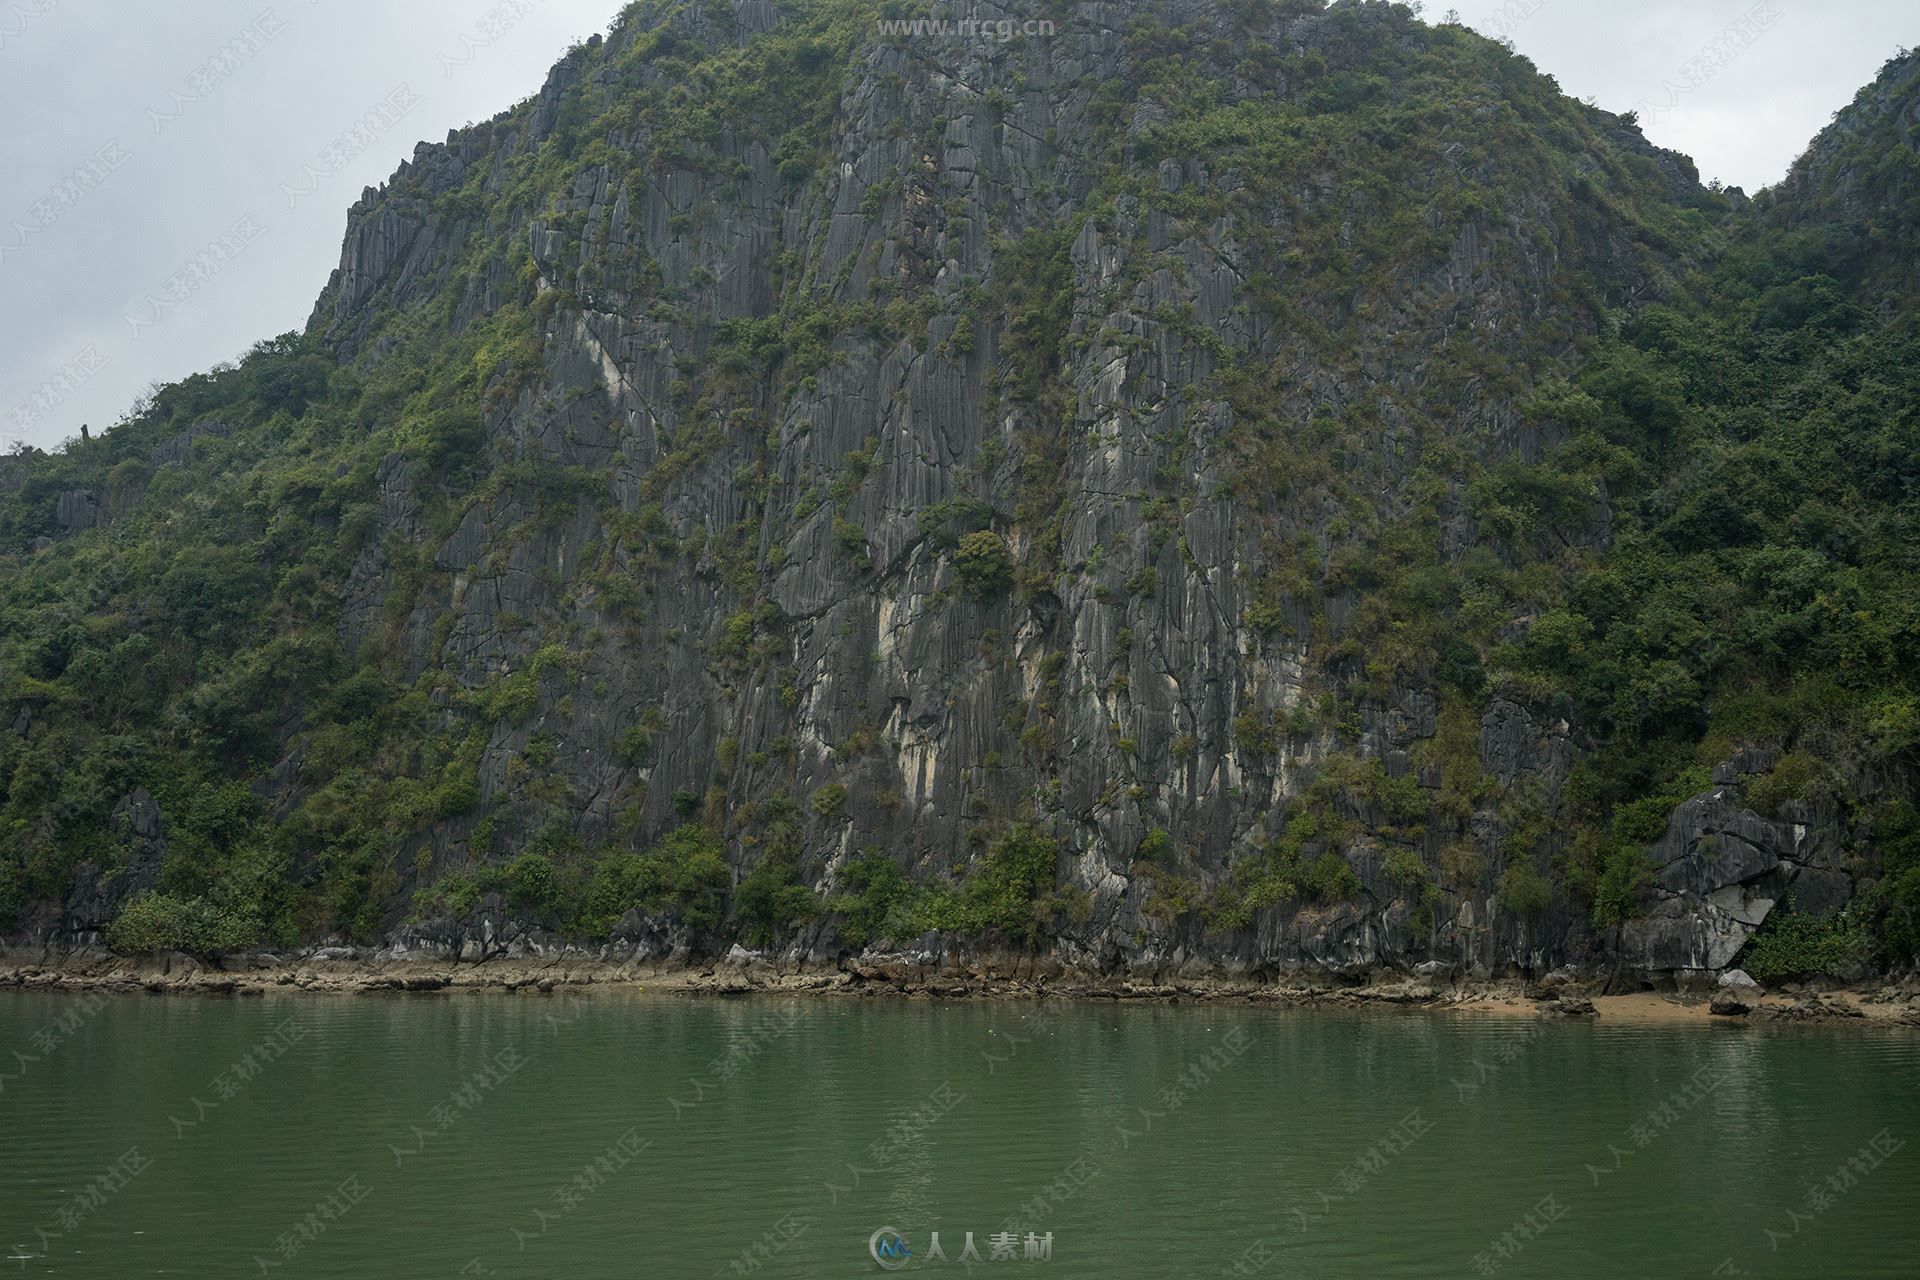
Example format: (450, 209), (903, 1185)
(1741, 898), (1879, 983)
(1493, 144), (1920, 958)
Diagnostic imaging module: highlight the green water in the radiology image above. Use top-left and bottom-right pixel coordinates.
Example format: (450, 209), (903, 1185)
(1, 991), (1916, 1277)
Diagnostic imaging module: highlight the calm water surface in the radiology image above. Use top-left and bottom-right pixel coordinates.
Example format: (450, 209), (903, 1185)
(1, 990), (1916, 1277)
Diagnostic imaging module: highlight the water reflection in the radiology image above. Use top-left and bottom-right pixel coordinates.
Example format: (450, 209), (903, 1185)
(0, 991), (1912, 1277)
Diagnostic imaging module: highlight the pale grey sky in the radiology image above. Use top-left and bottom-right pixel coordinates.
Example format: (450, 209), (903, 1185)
(1443, 0), (1911, 191)
(1, 1), (1911, 452)
(0, 0), (615, 453)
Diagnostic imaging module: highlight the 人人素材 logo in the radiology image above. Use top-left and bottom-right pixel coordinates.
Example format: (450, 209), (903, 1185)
(869, 1227), (1054, 1266)
(870, 1226), (913, 1270)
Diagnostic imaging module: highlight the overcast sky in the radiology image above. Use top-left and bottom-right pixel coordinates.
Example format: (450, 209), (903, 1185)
(1, 1), (1911, 452)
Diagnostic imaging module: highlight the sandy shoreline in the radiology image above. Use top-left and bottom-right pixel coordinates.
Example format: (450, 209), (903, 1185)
(3, 947), (1917, 1027)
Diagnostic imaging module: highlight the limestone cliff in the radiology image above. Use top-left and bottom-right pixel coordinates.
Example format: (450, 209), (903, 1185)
(4, 3), (1916, 983)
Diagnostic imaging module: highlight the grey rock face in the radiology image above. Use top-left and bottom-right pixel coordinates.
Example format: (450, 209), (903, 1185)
(148, 418), (231, 468)
(1618, 787), (1846, 977)
(62, 790), (168, 940)
(244, 0), (1869, 980)
(55, 489), (98, 533)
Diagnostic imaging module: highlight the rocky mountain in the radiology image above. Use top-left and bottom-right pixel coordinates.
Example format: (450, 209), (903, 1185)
(2, 0), (1916, 985)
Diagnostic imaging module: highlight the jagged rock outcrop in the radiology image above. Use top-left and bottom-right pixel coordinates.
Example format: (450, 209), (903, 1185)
(54, 489), (97, 533)
(61, 791), (167, 940)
